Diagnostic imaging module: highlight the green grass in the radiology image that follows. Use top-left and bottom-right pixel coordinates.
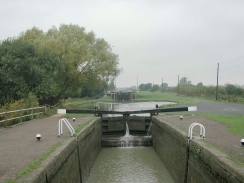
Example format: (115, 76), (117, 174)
(61, 113), (91, 118)
(135, 91), (198, 105)
(62, 91), (198, 110)
(74, 119), (93, 133)
(17, 143), (61, 178)
(64, 97), (113, 109)
(201, 114), (244, 136)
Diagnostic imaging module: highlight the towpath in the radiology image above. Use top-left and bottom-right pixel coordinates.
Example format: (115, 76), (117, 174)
(0, 114), (96, 182)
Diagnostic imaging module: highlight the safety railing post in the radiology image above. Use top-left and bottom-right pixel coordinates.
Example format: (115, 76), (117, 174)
(58, 118), (75, 137)
(31, 108), (34, 120)
(188, 122), (205, 140)
(4, 112), (7, 128)
(19, 109), (22, 123)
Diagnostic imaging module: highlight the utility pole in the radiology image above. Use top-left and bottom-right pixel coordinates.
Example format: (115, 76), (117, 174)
(178, 75), (180, 94)
(137, 76), (138, 91)
(216, 63), (219, 100)
(162, 78), (164, 92)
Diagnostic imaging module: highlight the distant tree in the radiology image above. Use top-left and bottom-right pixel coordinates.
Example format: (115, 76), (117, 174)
(139, 84), (145, 91)
(180, 77), (188, 85)
(139, 83), (152, 91)
(161, 83), (168, 91)
(225, 84), (243, 96)
(145, 83), (152, 90)
(196, 82), (204, 87)
(151, 84), (160, 92)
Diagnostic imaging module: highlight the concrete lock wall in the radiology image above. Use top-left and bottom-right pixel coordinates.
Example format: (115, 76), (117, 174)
(152, 117), (244, 183)
(152, 117), (188, 183)
(17, 116), (244, 183)
(18, 118), (102, 183)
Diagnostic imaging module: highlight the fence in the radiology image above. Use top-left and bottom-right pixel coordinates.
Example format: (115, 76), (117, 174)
(0, 106), (46, 128)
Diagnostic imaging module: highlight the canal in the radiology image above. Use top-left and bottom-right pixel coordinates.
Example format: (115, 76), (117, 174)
(86, 101), (176, 183)
(86, 147), (174, 183)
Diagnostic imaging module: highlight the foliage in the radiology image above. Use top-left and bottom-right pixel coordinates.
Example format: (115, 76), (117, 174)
(0, 93), (39, 126)
(150, 84), (160, 92)
(161, 83), (169, 91)
(139, 83), (152, 91)
(21, 25), (121, 102)
(0, 39), (61, 105)
(180, 77), (191, 86)
(168, 77), (244, 103)
(0, 24), (122, 106)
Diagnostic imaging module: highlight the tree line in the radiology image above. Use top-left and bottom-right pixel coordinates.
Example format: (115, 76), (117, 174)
(0, 24), (121, 107)
(138, 77), (244, 103)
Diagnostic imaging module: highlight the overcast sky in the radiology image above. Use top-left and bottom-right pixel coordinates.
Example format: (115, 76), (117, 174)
(1, 0), (244, 87)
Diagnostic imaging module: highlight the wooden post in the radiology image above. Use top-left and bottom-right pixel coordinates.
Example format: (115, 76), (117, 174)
(216, 63), (219, 100)
(178, 75), (180, 94)
(4, 112), (7, 128)
(31, 108), (34, 120)
(19, 109), (22, 123)
(162, 78), (163, 92)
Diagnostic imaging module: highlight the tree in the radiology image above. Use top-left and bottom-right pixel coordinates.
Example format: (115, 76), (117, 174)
(19, 24), (122, 103)
(196, 82), (204, 87)
(151, 84), (160, 92)
(161, 83), (168, 91)
(225, 84), (243, 96)
(0, 39), (60, 105)
(180, 77), (191, 86)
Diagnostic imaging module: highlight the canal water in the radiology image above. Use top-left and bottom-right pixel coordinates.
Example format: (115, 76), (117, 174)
(86, 147), (175, 183)
(85, 101), (175, 182)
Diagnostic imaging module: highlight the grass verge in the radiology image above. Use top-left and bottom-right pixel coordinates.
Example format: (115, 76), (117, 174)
(135, 91), (198, 105)
(61, 113), (91, 118)
(74, 119), (94, 133)
(17, 142), (61, 179)
(201, 114), (244, 136)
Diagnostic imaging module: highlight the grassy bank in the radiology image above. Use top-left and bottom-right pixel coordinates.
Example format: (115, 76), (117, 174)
(202, 114), (244, 136)
(63, 91), (198, 109)
(135, 91), (198, 105)
(63, 91), (244, 136)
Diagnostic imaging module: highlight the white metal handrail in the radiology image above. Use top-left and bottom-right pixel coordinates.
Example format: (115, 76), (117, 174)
(123, 105), (130, 111)
(188, 122), (205, 139)
(58, 118), (75, 137)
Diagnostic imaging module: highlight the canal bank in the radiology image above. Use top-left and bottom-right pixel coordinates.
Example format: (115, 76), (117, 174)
(11, 115), (244, 183)
(152, 115), (244, 183)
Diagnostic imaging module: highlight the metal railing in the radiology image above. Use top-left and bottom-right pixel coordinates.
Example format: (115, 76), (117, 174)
(0, 106), (46, 128)
(188, 122), (205, 140)
(58, 118), (75, 137)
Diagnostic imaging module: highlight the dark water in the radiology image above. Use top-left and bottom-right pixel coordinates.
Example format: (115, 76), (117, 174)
(86, 147), (174, 183)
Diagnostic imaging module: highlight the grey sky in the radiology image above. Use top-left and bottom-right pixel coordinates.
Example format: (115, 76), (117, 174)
(1, 0), (244, 87)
